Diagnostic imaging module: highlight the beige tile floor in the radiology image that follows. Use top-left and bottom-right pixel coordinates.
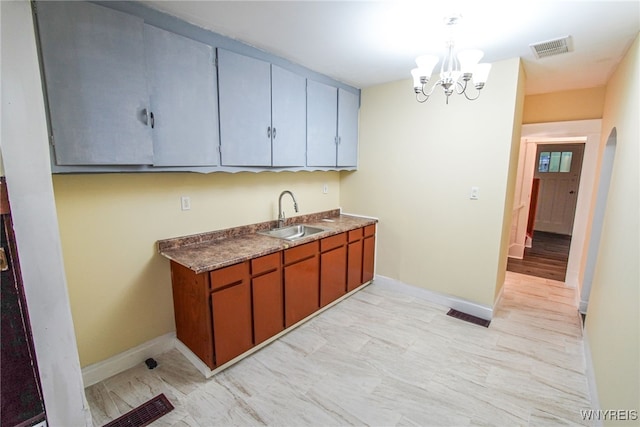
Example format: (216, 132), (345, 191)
(86, 272), (592, 426)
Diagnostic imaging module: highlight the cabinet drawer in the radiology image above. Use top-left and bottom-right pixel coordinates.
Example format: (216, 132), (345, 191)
(251, 252), (280, 276)
(284, 241), (319, 265)
(348, 228), (363, 242)
(320, 232), (347, 252)
(210, 262), (249, 291)
(364, 224), (376, 237)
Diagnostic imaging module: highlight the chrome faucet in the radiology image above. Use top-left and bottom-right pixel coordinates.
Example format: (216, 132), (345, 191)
(278, 190), (298, 228)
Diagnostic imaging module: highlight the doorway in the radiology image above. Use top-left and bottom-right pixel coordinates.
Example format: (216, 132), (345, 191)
(507, 119), (602, 288)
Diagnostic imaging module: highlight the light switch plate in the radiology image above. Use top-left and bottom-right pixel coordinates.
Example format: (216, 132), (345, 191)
(470, 187), (479, 200)
(181, 196), (191, 211)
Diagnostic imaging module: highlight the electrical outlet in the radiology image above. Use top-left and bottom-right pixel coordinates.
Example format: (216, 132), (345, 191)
(323, 183), (329, 194)
(181, 196), (191, 211)
(470, 187), (479, 200)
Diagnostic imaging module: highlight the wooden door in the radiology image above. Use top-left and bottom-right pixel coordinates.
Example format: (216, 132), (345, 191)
(211, 263), (253, 366)
(320, 233), (347, 306)
(347, 228), (364, 291)
(36, 1), (153, 165)
(362, 225), (376, 283)
(144, 24), (219, 166)
(283, 242), (319, 327)
(251, 253), (283, 344)
(534, 144), (584, 235)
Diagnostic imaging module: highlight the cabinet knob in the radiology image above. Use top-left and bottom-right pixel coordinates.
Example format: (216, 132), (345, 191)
(267, 126), (271, 139)
(272, 127), (276, 139)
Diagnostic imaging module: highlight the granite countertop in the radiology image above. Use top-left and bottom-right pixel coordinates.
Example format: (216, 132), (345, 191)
(157, 209), (377, 274)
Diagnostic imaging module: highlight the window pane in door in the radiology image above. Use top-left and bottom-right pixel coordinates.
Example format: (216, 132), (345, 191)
(560, 152), (572, 172)
(549, 152), (561, 172)
(538, 152), (550, 172)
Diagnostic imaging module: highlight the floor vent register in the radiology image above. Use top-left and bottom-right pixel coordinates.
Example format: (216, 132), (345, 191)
(446, 309), (491, 328)
(104, 394), (174, 427)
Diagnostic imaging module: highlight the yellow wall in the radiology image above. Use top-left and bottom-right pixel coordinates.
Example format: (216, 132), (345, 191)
(53, 171), (340, 366)
(523, 87), (606, 124)
(494, 59), (527, 301)
(585, 35), (639, 420)
(340, 57), (523, 308)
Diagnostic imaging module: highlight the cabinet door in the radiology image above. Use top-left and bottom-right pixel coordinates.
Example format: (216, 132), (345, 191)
(337, 89), (359, 167)
(252, 269), (284, 344)
(284, 253), (319, 327)
(271, 65), (306, 167)
(211, 262), (253, 366)
(211, 281), (253, 366)
(363, 234), (376, 283)
(218, 49), (272, 166)
(36, 1), (153, 165)
(320, 245), (347, 306)
(144, 25), (219, 166)
(307, 80), (338, 167)
(347, 239), (364, 291)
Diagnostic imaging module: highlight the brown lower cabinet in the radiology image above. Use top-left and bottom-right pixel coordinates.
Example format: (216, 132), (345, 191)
(170, 224), (375, 371)
(320, 233), (347, 306)
(252, 252), (283, 344)
(284, 241), (319, 327)
(210, 262), (252, 366)
(363, 224), (376, 283)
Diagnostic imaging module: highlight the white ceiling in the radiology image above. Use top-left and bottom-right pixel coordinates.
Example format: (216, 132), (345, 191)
(144, 1), (639, 94)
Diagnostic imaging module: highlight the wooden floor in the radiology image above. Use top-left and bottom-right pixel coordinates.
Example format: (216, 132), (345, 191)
(507, 231), (571, 281)
(86, 273), (591, 426)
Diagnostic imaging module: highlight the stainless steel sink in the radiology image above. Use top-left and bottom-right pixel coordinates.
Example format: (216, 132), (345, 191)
(258, 224), (326, 241)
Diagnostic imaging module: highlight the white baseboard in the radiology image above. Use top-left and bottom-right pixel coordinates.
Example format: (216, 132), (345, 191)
(81, 332), (176, 387)
(374, 275), (494, 320)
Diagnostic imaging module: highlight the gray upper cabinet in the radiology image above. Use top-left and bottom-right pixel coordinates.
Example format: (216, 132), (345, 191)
(337, 89), (359, 167)
(307, 82), (359, 168)
(307, 80), (338, 167)
(218, 49), (272, 166)
(218, 49), (306, 167)
(271, 65), (306, 167)
(144, 25), (219, 167)
(36, 1), (153, 165)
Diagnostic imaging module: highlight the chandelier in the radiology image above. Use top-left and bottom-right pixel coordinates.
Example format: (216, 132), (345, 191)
(411, 16), (491, 104)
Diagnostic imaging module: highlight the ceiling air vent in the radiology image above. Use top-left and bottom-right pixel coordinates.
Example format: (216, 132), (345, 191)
(530, 36), (572, 59)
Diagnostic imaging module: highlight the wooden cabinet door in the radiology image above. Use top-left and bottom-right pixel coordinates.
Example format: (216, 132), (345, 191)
(36, 1), (153, 165)
(218, 48), (271, 166)
(271, 65), (306, 167)
(307, 80), (338, 167)
(337, 88), (359, 167)
(363, 234), (376, 283)
(347, 239), (364, 291)
(252, 270), (284, 344)
(284, 245), (319, 327)
(144, 24), (219, 166)
(320, 245), (347, 306)
(252, 253), (283, 344)
(211, 263), (253, 366)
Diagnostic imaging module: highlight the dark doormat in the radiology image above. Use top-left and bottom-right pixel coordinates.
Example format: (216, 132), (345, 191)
(104, 394), (174, 427)
(447, 309), (491, 328)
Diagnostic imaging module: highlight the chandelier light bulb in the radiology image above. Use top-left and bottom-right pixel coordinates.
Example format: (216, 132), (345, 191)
(415, 55), (439, 81)
(457, 49), (484, 74)
(410, 16), (490, 104)
(472, 63), (492, 87)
